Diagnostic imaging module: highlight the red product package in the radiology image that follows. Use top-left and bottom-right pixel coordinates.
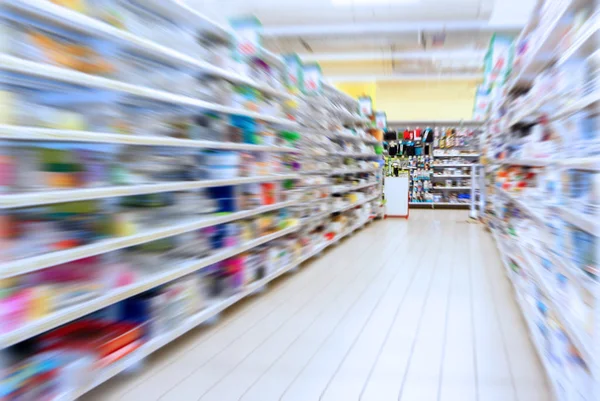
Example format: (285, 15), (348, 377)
(39, 320), (143, 360)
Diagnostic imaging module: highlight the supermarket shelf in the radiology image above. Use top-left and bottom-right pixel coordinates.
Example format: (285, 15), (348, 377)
(554, 89), (600, 120)
(0, 174), (299, 209)
(0, 224), (299, 349)
(301, 209), (331, 223)
(433, 154), (480, 158)
(54, 216), (374, 401)
(328, 133), (380, 144)
(409, 202), (470, 207)
(4, 0), (291, 99)
(328, 167), (378, 175)
(490, 229), (563, 398)
(557, 11), (600, 67)
(0, 55), (297, 127)
(0, 200), (297, 279)
(501, 158), (550, 167)
(517, 243), (595, 366)
(332, 193), (380, 213)
(331, 181), (378, 194)
(432, 175), (471, 179)
(431, 187), (471, 191)
(551, 205), (599, 236)
(335, 152), (379, 158)
(432, 164), (476, 168)
(300, 169), (328, 175)
(495, 187), (546, 224)
(0, 125), (297, 152)
(506, 0), (573, 91)
(558, 157), (600, 171)
(508, 105), (541, 127)
(388, 120), (483, 126)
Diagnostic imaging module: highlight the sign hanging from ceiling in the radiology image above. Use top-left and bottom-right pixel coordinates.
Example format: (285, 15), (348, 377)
(302, 63), (322, 95)
(358, 96), (373, 117)
(375, 111), (387, 130)
(230, 16), (262, 59)
(283, 54), (302, 92)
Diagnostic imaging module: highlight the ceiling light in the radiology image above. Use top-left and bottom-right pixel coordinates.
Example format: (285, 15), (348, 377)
(332, 0), (420, 6)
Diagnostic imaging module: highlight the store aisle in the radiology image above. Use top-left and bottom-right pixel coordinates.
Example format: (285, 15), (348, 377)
(83, 211), (550, 401)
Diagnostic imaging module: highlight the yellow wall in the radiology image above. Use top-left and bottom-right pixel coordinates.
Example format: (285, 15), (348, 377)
(334, 82), (377, 109)
(334, 80), (479, 121)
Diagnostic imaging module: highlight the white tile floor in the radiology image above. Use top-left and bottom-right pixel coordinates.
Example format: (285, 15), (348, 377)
(82, 210), (550, 401)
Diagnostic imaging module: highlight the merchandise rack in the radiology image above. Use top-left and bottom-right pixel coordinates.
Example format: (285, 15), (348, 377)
(0, 1), (384, 398)
(483, 0), (600, 398)
(54, 216), (375, 401)
(387, 121), (482, 212)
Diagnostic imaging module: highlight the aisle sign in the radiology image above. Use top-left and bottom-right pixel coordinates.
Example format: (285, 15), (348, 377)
(359, 96), (372, 117)
(302, 63), (322, 95)
(375, 111), (387, 129)
(283, 54), (302, 91)
(230, 16), (262, 59)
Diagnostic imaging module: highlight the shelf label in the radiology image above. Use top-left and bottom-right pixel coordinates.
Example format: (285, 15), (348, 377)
(359, 96), (372, 117)
(230, 16), (262, 59)
(302, 63), (322, 95)
(375, 111), (387, 129)
(284, 53), (302, 92)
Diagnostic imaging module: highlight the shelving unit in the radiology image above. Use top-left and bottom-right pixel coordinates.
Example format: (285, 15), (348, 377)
(0, 1), (383, 399)
(482, 0), (600, 398)
(384, 122), (482, 211)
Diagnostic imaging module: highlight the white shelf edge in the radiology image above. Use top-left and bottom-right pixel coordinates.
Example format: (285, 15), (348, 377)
(0, 224), (299, 349)
(495, 187), (546, 225)
(5, 0), (292, 99)
(328, 167), (379, 175)
(0, 174), (299, 209)
(331, 181), (378, 194)
(498, 230), (596, 368)
(517, 243), (595, 366)
(54, 216), (374, 401)
(552, 205), (599, 236)
(0, 55), (297, 127)
(432, 164), (476, 168)
(0, 125), (297, 152)
(332, 193), (380, 213)
(433, 154), (480, 158)
(334, 152), (379, 158)
(501, 158), (550, 167)
(557, 10), (600, 67)
(554, 89), (600, 120)
(490, 229), (563, 401)
(558, 157), (600, 171)
(0, 200), (297, 278)
(506, 0), (573, 92)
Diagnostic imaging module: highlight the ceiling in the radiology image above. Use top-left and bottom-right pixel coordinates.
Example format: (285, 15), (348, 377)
(185, 0), (535, 81)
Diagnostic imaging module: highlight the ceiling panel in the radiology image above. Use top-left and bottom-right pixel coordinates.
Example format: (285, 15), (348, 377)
(185, 0), (494, 26)
(185, 0), (532, 81)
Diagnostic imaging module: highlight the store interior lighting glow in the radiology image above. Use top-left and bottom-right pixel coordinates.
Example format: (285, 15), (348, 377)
(332, 0), (420, 5)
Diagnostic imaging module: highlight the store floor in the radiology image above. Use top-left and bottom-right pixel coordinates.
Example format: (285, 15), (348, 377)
(83, 210), (550, 401)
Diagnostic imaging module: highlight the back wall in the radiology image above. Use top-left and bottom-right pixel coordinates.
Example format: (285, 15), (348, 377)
(334, 80), (480, 121)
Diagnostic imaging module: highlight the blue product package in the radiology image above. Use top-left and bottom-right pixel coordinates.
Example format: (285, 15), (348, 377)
(208, 186), (238, 212)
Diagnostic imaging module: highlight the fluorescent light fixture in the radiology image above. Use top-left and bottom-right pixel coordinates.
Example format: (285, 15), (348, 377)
(332, 0), (420, 5)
